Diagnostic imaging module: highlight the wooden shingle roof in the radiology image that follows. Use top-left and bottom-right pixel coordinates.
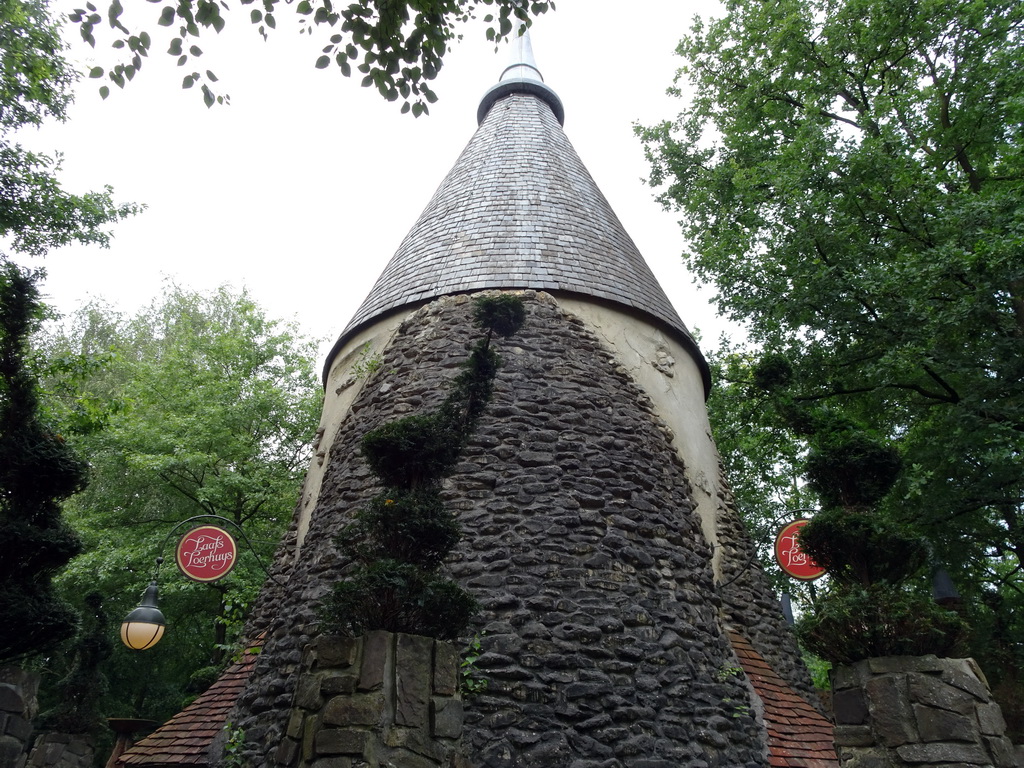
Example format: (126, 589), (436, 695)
(728, 630), (839, 768)
(117, 642), (261, 768)
(325, 73), (708, 392)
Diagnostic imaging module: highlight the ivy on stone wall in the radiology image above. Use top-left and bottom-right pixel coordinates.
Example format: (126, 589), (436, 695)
(320, 294), (525, 640)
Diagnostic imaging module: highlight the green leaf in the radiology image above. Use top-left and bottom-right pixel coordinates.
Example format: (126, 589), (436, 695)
(88, 66), (104, 78)
(315, 55), (330, 69)
(157, 5), (175, 25)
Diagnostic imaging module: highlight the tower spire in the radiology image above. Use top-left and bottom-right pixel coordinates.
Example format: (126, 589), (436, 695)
(325, 31), (707, 392)
(477, 22), (564, 125)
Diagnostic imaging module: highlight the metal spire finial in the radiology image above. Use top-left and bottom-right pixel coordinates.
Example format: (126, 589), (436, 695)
(477, 19), (564, 125)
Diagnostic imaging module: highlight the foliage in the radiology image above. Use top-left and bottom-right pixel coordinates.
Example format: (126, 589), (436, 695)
(66, 0), (553, 112)
(797, 584), (967, 664)
(38, 591), (112, 734)
(460, 633), (487, 695)
(39, 284), (320, 721)
(223, 722), (247, 768)
(797, 508), (930, 587)
(322, 295), (525, 640)
(1, 0), (138, 258)
(643, 0), (1023, 690)
(0, 264), (85, 664)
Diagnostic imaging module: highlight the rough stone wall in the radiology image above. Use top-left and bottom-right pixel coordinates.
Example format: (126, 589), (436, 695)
(713, 476), (820, 708)
(832, 656), (1019, 767)
(276, 632), (465, 768)
(23, 735), (94, 768)
(0, 668), (38, 768)
(235, 292), (783, 767)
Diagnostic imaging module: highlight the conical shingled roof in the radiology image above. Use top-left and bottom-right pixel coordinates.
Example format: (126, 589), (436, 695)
(326, 38), (704, 386)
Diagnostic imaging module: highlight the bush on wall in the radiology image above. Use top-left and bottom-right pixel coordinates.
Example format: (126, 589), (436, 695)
(320, 294), (525, 640)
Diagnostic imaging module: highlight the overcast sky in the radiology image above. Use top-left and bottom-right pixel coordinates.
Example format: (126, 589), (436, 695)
(14, 0), (734, 369)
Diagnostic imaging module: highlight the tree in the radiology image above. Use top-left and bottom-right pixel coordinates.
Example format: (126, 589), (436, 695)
(639, 0), (1023, 721)
(0, 264), (86, 664)
(2, 0), (138, 256)
(0, 0), (137, 667)
(41, 283), (321, 720)
(67, 0), (553, 112)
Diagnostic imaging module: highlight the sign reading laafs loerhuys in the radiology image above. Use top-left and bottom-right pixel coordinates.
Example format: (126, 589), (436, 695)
(774, 519), (826, 581)
(176, 525), (237, 582)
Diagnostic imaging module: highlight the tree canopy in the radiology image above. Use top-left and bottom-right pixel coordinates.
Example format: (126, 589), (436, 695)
(41, 283), (321, 720)
(640, 0), (1023, 716)
(68, 0), (553, 112)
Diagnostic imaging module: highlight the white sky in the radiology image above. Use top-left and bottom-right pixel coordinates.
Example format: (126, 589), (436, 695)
(14, 0), (735, 370)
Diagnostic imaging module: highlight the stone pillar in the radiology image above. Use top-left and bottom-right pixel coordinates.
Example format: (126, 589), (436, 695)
(0, 667), (39, 768)
(275, 631), (465, 768)
(832, 655), (1019, 767)
(24, 734), (95, 768)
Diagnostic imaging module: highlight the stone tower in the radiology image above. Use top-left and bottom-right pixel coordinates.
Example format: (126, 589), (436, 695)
(231, 34), (833, 768)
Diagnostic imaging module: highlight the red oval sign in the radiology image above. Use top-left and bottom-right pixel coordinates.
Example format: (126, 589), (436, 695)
(774, 519), (826, 581)
(176, 525), (238, 582)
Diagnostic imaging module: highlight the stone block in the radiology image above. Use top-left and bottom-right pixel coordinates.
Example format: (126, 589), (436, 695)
(941, 660), (991, 701)
(895, 742), (989, 764)
(433, 641), (459, 696)
(867, 655), (944, 675)
(323, 693), (384, 727)
(865, 674), (917, 746)
(832, 661), (868, 691)
(0, 737), (24, 768)
(977, 701), (1008, 736)
(4, 715), (30, 742)
(835, 749), (895, 768)
(381, 747), (437, 768)
(908, 672), (976, 715)
(396, 634), (434, 729)
(358, 631), (390, 692)
(912, 703), (977, 743)
(431, 697), (464, 739)
(984, 735), (1017, 768)
(833, 725), (875, 748)
(310, 758), (353, 768)
(317, 636), (358, 669)
(320, 674), (358, 696)
(274, 737), (299, 765)
(314, 728), (368, 756)
(384, 726), (447, 762)
(0, 687), (24, 715)
(294, 673), (322, 710)
(286, 709), (305, 740)
(833, 688), (869, 725)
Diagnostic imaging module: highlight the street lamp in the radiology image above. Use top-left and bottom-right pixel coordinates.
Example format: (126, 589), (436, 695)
(120, 579), (166, 650)
(119, 514), (282, 650)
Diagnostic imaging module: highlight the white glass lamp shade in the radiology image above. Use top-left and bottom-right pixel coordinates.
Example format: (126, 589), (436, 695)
(120, 582), (166, 650)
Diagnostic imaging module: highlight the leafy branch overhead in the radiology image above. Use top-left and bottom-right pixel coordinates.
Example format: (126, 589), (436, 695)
(68, 0), (555, 111)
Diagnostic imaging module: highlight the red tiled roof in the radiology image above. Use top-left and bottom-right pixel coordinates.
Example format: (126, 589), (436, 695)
(117, 640), (262, 767)
(727, 630), (839, 768)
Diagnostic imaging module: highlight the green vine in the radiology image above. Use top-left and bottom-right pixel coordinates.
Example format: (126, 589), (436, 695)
(222, 722), (247, 768)
(321, 294), (525, 640)
(461, 633), (488, 696)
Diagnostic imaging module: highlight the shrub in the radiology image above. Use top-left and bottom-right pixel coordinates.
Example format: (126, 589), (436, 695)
(797, 583), (967, 664)
(321, 294), (525, 641)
